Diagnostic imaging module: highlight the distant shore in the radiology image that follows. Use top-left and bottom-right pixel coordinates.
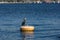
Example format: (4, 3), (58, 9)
(0, 1), (60, 4)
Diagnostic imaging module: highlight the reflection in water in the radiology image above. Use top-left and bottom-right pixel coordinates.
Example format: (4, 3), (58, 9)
(21, 32), (34, 40)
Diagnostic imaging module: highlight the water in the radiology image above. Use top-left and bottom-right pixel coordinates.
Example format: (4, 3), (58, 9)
(0, 3), (60, 40)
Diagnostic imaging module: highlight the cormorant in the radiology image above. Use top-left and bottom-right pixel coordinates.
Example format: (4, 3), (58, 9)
(21, 18), (26, 26)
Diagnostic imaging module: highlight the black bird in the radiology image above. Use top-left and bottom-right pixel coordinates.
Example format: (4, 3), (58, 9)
(21, 18), (26, 26)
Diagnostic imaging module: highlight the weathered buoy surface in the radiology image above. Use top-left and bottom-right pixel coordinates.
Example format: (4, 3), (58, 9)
(20, 26), (34, 32)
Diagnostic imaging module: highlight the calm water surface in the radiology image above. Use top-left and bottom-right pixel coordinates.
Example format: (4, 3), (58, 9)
(0, 3), (60, 40)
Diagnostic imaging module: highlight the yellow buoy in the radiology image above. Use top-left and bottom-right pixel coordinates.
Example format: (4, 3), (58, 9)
(20, 26), (34, 33)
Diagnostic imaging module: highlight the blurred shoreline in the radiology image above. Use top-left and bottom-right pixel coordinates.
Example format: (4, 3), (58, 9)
(0, 1), (60, 4)
(0, 2), (60, 4)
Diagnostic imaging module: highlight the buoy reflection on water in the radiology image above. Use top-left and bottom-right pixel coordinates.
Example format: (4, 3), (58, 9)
(21, 27), (34, 40)
(21, 31), (34, 40)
